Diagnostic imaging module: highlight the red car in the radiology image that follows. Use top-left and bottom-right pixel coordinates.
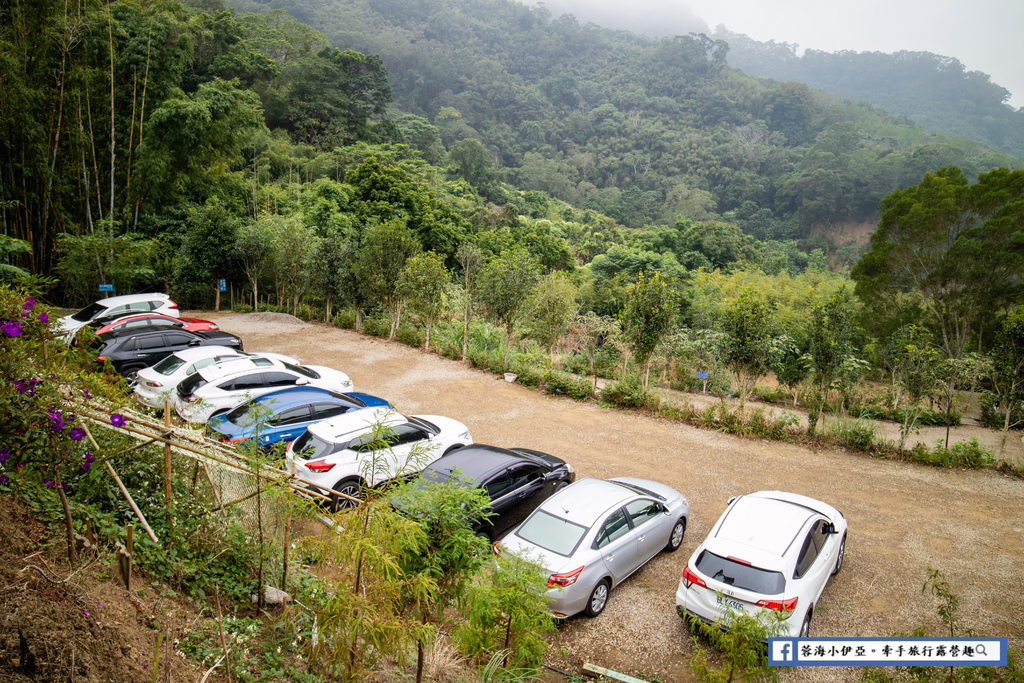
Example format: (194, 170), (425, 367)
(92, 313), (219, 335)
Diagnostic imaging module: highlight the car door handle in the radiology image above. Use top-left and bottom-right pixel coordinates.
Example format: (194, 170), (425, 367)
(605, 554), (614, 562)
(638, 535), (646, 542)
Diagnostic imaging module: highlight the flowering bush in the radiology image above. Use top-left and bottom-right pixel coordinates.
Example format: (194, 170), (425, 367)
(0, 282), (115, 492)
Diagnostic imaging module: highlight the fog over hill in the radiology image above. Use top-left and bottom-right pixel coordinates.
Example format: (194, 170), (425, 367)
(532, 0), (1023, 108)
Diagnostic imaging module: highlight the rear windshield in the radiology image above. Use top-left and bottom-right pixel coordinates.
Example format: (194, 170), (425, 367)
(515, 510), (588, 557)
(284, 362), (318, 379)
(153, 354), (186, 375)
(71, 302), (106, 322)
(292, 432), (338, 461)
(177, 373), (208, 398)
(225, 402), (258, 427)
(695, 551), (786, 595)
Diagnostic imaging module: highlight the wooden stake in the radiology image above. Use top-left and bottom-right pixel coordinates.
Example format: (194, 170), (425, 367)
(214, 584), (232, 683)
(281, 513), (291, 595)
(163, 400), (172, 537)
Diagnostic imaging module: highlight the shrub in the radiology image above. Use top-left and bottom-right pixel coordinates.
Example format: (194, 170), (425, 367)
(331, 309), (356, 329)
(543, 370), (593, 401)
(362, 315), (391, 338)
(908, 438), (996, 469)
(601, 372), (656, 409)
(395, 325), (425, 348)
(825, 414), (878, 451)
(980, 391), (1024, 430)
(232, 303), (254, 314)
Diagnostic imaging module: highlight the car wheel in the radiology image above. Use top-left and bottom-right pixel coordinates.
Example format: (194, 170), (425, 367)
(123, 366), (145, 388)
(331, 478), (363, 512)
(799, 611), (812, 637)
(553, 480), (569, 493)
(665, 517), (686, 552)
(832, 532), (847, 575)
(584, 579), (611, 618)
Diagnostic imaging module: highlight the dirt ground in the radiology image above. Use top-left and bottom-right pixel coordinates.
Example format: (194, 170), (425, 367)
(202, 312), (1024, 683)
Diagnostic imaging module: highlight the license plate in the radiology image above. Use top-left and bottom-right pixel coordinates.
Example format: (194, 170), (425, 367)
(716, 594), (745, 612)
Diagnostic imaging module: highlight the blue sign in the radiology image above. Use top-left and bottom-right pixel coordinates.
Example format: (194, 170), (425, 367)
(768, 637), (1007, 667)
(696, 371), (709, 379)
(98, 284), (114, 292)
(219, 278), (227, 293)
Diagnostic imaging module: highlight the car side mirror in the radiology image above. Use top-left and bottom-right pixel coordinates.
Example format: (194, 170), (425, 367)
(822, 522), (836, 534)
(727, 496), (737, 505)
(295, 377), (309, 385)
(188, 339), (201, 346)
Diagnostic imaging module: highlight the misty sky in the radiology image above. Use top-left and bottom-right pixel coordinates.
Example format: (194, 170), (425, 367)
(533, 0), (1023, 108)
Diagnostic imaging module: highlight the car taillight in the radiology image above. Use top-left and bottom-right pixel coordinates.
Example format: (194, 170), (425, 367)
(143, 380), (162, 388)
(756, 597), (798, 612)
(168, 302), (178, 310)
(221, 437), (246, 444)
(683, 565), (707, 588)
(305, 460), (335, 472)
(547, 566), (584, 588)
(492, 540), (502, 556)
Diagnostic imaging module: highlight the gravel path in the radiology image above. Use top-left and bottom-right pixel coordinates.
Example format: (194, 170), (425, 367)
(206, 312), (1024, 683)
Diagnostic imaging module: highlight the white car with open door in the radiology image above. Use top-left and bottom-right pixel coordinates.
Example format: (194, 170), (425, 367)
(676, 490), (847, 637)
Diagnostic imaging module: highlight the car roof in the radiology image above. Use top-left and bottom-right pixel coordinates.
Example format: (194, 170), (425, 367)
(197, 356), (287, 380)
(710, 492), (827, 560)
(307, 407), (400, 443)
(99, 326), (195, 342)
(166, 346), (243, 362)
(243, 386), (348, 408)
(534, 478), (646, 528)
(95, 293), (170, 307)
(424, 444), (538, 483)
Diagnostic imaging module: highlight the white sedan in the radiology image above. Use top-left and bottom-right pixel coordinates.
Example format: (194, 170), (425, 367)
(286, 408), (472, 510)
(174, 359), (353, 423)
(676, 490), (847, 637)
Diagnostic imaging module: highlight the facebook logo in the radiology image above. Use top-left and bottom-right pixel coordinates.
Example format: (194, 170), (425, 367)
(771, 639), (797, 663)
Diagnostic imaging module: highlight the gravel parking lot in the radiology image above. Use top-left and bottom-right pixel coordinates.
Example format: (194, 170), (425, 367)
(207, 312), (1024, 683)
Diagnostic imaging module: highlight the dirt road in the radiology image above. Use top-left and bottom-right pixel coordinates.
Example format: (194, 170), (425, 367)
(209, 312), (1024, 682)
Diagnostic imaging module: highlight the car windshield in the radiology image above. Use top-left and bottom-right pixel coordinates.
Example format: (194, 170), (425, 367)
(71, 302), (106, 322)
(515, 510), (589, 557)
(152, 354), (186, 375)
(695, 551), (786, 595)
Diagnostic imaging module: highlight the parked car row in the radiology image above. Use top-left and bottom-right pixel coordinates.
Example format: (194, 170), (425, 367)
(76, 293), (846, 633)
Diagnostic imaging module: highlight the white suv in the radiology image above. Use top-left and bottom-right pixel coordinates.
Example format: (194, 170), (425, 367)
(134, 348), (296, 408)
(173, 358), (354, 423)
(60, 293), (179, 337)
(286, 408), (472, 510)
(676, 491), (847, 638)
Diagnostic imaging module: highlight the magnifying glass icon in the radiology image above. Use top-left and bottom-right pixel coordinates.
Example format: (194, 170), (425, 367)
(975, 644), (988, 656)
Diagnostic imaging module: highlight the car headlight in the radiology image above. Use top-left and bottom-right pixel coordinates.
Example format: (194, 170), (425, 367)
(565, 462), (574, 473)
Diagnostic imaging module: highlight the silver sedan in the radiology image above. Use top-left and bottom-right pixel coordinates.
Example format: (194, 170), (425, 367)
(498, 477), (689, 618)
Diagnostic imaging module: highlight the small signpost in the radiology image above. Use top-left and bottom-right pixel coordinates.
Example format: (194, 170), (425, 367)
(98, 284), (114, 292)
(219, 278), (227, 292)
(697, 370), (710, 394)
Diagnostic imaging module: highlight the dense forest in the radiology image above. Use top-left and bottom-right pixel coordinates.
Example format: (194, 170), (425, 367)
(1, 0), (1022, 418)
(718, 30), (1024, 157)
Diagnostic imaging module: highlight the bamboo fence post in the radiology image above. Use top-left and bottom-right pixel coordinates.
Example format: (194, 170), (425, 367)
(105, 461), (158, 544)
(214, 584), (232, 683)
(163, 400), (172, 536)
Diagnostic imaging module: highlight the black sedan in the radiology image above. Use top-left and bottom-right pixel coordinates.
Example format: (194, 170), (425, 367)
(92, 327), (244, 383)
(410, 444), (575, 542)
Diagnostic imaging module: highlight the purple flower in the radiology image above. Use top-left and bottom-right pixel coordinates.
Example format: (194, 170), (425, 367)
(44, 479), (56, 489)
(82, 389), (92, 399)
(48, 408), (64, 432)
(1, 320), (21, 337)
(13, 379), (27, 394)
(82, 453), (96, 472)
(0, 447), (10, 464)
(69, 427), (85, 442)
(110, 413), (126, 428)
(22, 296), (35, 311)
(38, 312), (48, 324)
(0, 475), (8, 484)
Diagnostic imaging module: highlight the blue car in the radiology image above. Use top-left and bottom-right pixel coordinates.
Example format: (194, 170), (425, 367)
(206, 387), (391, 447)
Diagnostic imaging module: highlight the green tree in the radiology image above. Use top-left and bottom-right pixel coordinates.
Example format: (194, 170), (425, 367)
(886, 325), (943, 449)
(308, 231), (351, 321)
(803, 289), (867, 434)
(456, 243), (484, 361)
(619, 272), (677, 390)
(567, 311), (620, 391)
(989, 307), (1024, 437)
(172, 199), (239, 310)
(530, 271), (579, 363)
(233, 216), (279, 312)
(477, 247), (542, 368)
(356, 219), (421, 339)
(721, 288), (790, 409)
(400, 251), (450, 350)
(852, 167), (1024, 359)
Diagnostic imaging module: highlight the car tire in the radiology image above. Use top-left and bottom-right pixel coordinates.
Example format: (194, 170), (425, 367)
(123, 366), (145, 388)
(553, 480), (569, 493)
(331, 477), (363, 512)
(584, 579), (611, 618)
(832, 532), (847, 575)
(799, 611), (812, 637)
(665, 517), (686, 552)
